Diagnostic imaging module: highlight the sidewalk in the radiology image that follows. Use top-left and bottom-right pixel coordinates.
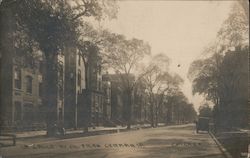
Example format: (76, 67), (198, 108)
(0, 124), (156, 146)
(212, 130), (249, 158)
(13, 124), (152, 139)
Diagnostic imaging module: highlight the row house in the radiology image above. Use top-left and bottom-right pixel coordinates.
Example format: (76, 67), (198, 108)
(0, 43), (108, 131)
(102, 74), (151, 125)
(0, 51), (64, 130)
(0, 7), (107, 131)
(133, 80), (151, 124)
(102, 74), (125, 125)
(76, 44), (104, 128)
(0, 7), (65, 131)
(64, 47), (86, 129)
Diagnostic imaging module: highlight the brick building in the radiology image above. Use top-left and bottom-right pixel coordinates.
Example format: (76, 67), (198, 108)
(64, 47), (86, 129)
(64, 44), (104, 128)
(0, 44), (106, 131)
(102, 74), (124, 124)
(81, 44), (104, 127)
(0, 51), (65, 130)
(133, 80), (150, 124)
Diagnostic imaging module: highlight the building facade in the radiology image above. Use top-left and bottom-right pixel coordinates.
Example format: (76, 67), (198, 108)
(64, 47), (86, 129)
(81, 44), (104, 127)
(64, 44), (105, 129)
(102, 74), (124, 124)
(0, 51), (65, 130)
(0, 44), (106, 131)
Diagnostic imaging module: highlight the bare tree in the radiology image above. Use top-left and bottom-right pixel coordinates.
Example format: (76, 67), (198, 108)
(142, 54), (184, 127)
(101, 34), (151, 129)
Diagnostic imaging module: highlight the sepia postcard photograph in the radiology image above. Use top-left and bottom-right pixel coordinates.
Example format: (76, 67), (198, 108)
(0, 0), (249, 157)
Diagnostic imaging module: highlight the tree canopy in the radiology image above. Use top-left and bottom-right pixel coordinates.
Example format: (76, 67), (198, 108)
(188, 1), (249, 129)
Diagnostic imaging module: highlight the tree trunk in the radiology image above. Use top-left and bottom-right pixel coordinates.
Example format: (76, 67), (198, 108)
(155, 105), (160, 127)
(83, 62), (90, 132)
(44, 54), (58, 136)
(0, 6), (15, 126)
(150, 104), (154, 127)
(83, 89), (90, 133)
(126, 89), (132, 129)
(155, 98), (163, 127)
(150, 94), (155, 127)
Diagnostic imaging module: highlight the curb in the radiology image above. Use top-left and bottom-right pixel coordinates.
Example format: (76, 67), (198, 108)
(15, 125), (155, 140)
(209, 132), (233, 158)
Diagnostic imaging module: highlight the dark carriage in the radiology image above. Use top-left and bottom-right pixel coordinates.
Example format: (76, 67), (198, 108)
(196, 117), (209, 133)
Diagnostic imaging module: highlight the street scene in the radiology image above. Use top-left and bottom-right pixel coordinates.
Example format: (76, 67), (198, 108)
(1, 124), (226, 158)
(0, 0), (249, 158)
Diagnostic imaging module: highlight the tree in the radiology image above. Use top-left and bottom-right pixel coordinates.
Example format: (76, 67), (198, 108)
(188, 2), (249, 129)
(71, 0), (118, 21)
(163, 90), (195, 124)
(218, 49), (248, 128)
(142, 54), (185, 127)
(217, 2), (249, 50)
(188, 53), (223, 106)
(189, 47), (248, 129)
(142, 54), (170, 127)
(198, 103), (212, 118)
(182, 103), (197, 123)
(237, 0), (249, 21)
(101, 34), (151, 129)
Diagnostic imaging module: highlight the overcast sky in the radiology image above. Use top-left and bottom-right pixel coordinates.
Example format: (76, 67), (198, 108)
(102, 0), (233, 111)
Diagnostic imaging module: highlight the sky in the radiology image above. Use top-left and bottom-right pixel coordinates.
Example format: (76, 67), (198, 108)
(101, 0), (233, 111)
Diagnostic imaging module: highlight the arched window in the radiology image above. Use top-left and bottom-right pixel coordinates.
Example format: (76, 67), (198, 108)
(25, 76), (33, 93)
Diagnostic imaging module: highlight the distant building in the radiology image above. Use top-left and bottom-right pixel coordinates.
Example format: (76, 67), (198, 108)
(102, 78), (112, 122)
(102, 73), (144, 125)
(102, 74), (124, 124)
(133, 80), (150, 124)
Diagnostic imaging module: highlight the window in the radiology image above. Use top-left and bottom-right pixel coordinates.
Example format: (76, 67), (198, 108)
(25, 76), (32, 93)
(39, 82), (42, 97)
(78, 54), (81, 66)
(78, 70), (81, 87)
(14, 68), (21, 89)
(14, 101), (22, 121)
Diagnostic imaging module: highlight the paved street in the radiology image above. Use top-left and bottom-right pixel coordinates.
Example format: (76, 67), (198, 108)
(0, 124), (224, 158)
